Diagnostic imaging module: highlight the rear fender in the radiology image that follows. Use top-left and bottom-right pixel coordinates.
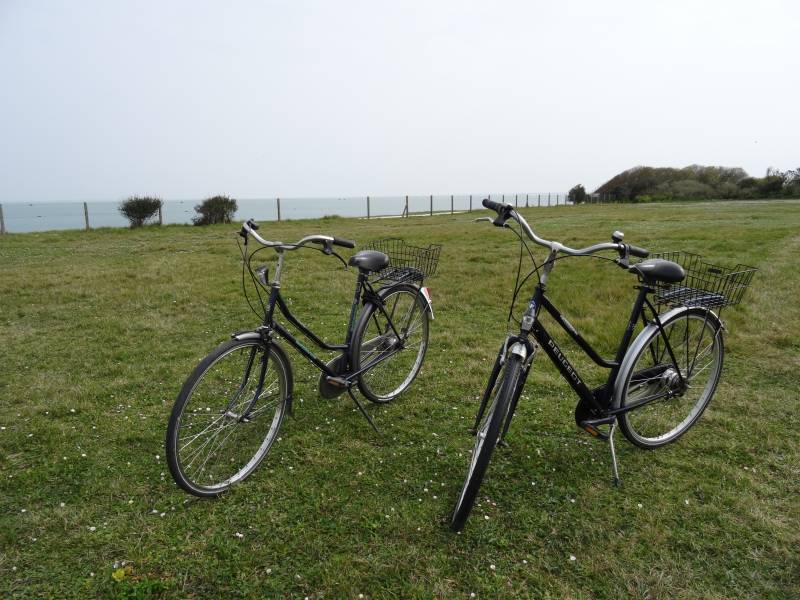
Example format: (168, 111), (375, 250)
(612, 306), (721, 409)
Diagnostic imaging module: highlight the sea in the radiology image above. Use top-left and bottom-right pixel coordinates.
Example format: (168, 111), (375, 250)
(0, 193), (569, 234)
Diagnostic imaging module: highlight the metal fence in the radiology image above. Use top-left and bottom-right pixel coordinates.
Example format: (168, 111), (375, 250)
(0, 192), (618, 234)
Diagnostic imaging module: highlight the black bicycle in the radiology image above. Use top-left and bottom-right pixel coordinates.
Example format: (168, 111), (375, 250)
(166, 219), (440, 497)
(450, 199), (755, 530)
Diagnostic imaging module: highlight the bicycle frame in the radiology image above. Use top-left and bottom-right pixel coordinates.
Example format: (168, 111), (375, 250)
(246, 249), (418, 384)
(474, 256), (688, 435)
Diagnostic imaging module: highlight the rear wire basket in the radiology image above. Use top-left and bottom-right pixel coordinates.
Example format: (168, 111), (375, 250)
(362, 238), (442, 285)
(647, 251), (757, 310)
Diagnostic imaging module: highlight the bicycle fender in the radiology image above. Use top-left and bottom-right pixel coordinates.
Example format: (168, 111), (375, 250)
(611, 306), (721, 410)
(232, 331), (261, 341)
(419, 286), (434, 320)
(376, 283), (434, 319)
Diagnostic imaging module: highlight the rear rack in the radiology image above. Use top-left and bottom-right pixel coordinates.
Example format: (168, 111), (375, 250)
(648, 251), (757, 310)
(362, 238), (442, 285)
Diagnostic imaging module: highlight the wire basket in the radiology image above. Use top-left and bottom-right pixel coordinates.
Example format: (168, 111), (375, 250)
(647, 251), (757, 310)
(362, 238), (442, 284)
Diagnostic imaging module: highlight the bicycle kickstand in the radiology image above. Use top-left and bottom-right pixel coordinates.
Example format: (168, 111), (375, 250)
(347, 387), (381, 435)
(608, 419), (621, 487)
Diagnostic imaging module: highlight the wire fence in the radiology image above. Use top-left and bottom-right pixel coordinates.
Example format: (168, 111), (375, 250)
(0, 192), (618, 234)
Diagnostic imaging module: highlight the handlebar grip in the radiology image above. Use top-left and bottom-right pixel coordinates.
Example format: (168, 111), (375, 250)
(482, 198), (505, 212)
(332, 237), (356, 249)
(627, 244), (649, 258)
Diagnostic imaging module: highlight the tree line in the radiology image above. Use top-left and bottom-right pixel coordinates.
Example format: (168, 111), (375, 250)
(569, 165), (800, 204)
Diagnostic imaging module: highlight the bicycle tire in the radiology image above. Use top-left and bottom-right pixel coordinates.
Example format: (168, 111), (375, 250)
(450, 353), (523, 531)
(615, 307), (723, 449)
(351, 283), (430, 403)
(166, 338), (292, 497)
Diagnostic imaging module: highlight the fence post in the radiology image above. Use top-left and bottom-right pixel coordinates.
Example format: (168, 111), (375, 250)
(430, 194), (433, 216)
(538, 194), (541, 207)
(547, 193), (551, 207)
(0, 203), (5, 234)
(405, 195), (409, 217)
(83, 202), (90, 230)
(469, 194), (472, 212)
(526, 194), (529, 208)
(367, 196), (370, 219)
(450, 194), (453, 214)
(158, 204), (163, 225)
(515, 194), (518, 207)
(277, 197), (281, 222)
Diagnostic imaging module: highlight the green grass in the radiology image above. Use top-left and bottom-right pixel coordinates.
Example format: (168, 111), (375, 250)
(1, 201), (798, 598)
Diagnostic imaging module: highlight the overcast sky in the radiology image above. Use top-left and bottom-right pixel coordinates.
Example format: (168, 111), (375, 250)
(1, 0), (798, 203)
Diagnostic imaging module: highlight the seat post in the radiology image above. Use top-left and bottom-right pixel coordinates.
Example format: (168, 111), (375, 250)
(344, 272), (366, 346)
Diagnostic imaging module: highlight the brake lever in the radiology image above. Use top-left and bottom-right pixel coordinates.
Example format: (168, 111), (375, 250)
(615, 244), (631, 268)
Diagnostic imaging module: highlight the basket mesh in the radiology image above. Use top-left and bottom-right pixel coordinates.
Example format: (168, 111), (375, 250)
(647, 252), (756, 310)
(362, 238), (442, 284)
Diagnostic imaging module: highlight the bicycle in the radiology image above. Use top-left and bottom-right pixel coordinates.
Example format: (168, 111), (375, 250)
(166, 219), (440, 497)
(450, 199), (755, 530)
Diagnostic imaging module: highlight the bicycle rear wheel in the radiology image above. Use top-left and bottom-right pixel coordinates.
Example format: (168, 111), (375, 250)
(616, 308), (723, 448)
(166, 338), (291, 497)
(450, 353), (523, 531)
(351, 283), (430, 403)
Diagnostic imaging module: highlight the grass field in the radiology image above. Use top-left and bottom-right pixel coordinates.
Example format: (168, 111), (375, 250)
(1, 200), (798, 598)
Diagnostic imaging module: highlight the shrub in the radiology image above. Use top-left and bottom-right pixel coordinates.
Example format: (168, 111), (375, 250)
(668, 179), (714, 199)
(193, 195), (237, 225)
(119, 196), (162, 228)
(568, 184), (587, 204)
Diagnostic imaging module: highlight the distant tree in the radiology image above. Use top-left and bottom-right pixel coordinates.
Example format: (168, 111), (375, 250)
(568, 184), (587, 204)
(757, 175), (785, 196)
(596, 164), (754, 202)
(119, 196), (162, 228)
(193, 195), (237, 225)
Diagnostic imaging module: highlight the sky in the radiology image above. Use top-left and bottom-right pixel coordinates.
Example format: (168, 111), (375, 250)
(1, 0), (798, 203)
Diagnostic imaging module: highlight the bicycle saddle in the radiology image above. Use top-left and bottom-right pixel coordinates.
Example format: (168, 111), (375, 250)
(348, 250), (389, 272)
(629, 259), (685, 284)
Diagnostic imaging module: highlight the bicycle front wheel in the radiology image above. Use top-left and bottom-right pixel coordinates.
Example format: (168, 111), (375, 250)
(616, 307), (723, 448)
(450, 353), (523, 531)
(351, 283), (430, 403)
(166, 338), (291, 497)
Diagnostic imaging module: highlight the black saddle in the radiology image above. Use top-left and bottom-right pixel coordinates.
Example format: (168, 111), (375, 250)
(629, 259), (685, 284)
(348, 250), (389, 273)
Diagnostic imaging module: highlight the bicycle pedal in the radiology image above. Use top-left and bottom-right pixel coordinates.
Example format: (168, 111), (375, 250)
(325, 376), (349, 388)
(579, 419), (611, 441)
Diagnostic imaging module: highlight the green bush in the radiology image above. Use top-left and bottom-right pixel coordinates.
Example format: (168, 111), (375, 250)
(568, 184), (587, 204)
(193, 195), (237, 226)
(119, 196), (162, 228)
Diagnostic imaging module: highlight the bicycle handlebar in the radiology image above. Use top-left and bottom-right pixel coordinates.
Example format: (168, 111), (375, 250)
(479, 199), (649, 258)
(241, 219), (355, 251)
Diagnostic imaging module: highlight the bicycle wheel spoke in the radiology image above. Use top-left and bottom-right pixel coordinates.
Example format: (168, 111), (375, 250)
(168, 340), (288, 495)
(355, 285), (429, 402)
(621, 311), (722, 447)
